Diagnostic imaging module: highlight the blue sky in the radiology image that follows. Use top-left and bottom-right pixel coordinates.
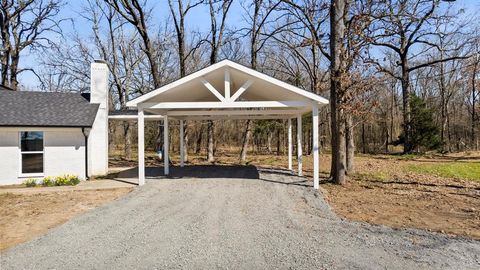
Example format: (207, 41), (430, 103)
(18, 0), (480, 89)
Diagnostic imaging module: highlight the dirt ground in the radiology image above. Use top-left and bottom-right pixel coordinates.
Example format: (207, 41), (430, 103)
(0, 183), (132, 251)
(111, 148), (480, 240)
(321, 154), (480, 240)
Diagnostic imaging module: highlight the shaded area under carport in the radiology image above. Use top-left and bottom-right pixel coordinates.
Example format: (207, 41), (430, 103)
(112, 165), (311, 187)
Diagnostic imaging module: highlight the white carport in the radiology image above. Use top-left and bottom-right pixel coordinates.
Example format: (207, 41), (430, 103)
(125, 60), (329, 189)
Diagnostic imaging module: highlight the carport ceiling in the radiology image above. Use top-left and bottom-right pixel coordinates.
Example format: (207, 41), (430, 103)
(126, 59), (328, 120)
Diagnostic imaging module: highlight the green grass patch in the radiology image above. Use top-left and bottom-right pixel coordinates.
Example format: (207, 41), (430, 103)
(387, 153), (424, 160)
(406, 162), (480, 181)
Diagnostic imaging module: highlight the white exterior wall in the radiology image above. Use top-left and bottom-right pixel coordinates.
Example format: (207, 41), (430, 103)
(0, 129), (20, 184)
(88, 61), (109, 176)
(0, 127), (86, 185)
(44, 129), (86, 180)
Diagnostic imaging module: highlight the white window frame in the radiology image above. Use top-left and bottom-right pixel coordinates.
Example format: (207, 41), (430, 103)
(19, 131), (45, 178)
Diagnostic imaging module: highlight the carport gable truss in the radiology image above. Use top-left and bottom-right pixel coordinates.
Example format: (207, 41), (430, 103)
(125, 59), (329, 189)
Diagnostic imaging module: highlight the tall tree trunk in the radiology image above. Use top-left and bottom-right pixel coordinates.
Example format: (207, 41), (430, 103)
(196, 124), (203, 154)
(276, 127), (281, 156)
(303, 127), (307, 155)
(384, 117), (389, 153)
(472, 61), (478, 150)
(439, 61), (448, 152)
(346, 115), (354, 174)
(400, 58), (412, 153)
(9, 50), (19, 90)
(390, 82), (396, 145)
(362, 122), (367, 154)
(124, 121), (132, 160)
(329, 0), (347, 184)
(183, 121), (189, 162)
(108, 123), (115, 156)
(447, 108), (452, 152)
(267, 132), (273, 153)
(239, 120), (252, 163)
(0, 29), (9, 86)
(307, 128), (311, 155)
(207, 120), (214, 162)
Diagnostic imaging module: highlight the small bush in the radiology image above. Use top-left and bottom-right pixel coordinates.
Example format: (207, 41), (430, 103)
(23, 178), (37, 187)
(41, 176), (54, 187)
(54, 175), (80, 186)
(68, 175), (81, 185)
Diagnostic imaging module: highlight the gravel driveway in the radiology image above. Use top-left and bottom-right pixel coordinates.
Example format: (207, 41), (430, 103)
(1, 166), (479, 269)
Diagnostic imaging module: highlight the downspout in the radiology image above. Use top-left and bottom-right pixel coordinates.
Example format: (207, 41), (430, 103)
(82, 127), (89, 180)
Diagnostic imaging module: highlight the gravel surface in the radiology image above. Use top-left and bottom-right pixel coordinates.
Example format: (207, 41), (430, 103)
(1, 167), (479, 269)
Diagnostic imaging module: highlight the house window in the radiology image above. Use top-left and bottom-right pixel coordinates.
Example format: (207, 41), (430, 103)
(20, 131), (44, 175)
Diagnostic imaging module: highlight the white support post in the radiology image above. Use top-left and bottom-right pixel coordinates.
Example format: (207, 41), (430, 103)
(297, 114), (303, 176)
(138, 108), (145, 186)
(312, 106), (319, 189)
(288, 118), (292, 171)
(224, 69), (230, 99)
(180, 119), (184, 167)
(164, 115), (170, 175)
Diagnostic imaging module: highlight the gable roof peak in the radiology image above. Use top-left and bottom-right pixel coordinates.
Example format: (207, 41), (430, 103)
(126, 60), (328, 107)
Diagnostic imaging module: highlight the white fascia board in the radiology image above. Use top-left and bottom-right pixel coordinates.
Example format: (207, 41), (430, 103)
(108, 115), (164, 120)
(171, 114), (297, 121)
(0, 127), (82, 132)
(143, 101), (312, 110)
(166, 109), (307, 116)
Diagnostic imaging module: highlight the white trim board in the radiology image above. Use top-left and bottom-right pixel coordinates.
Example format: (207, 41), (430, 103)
(108, 115), (164, 120)
(143, 101), (313, 110)
(166, 108), (308, 116)
(171, 115), (296, 121)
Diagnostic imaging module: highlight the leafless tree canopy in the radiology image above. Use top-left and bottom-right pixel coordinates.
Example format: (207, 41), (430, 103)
(1, 0), (64, 90)
(2, 0), (479, 183)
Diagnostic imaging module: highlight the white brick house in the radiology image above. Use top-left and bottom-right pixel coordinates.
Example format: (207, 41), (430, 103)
(0, 61), (109, 185)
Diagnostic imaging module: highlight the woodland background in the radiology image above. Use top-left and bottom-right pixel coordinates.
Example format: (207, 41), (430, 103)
(1, 0), (479, 183)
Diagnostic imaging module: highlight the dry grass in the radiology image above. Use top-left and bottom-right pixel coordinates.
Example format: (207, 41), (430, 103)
(0, 187), (132, 251)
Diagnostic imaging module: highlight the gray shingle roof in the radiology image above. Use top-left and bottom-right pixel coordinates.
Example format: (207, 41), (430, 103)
(0, 90), (99, 127)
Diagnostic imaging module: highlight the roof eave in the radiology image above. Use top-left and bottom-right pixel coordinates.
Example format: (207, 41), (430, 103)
(0, 125), (93, 128)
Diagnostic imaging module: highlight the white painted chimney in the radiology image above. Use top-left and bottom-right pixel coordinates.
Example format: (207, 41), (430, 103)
(88, 60), (109, 176)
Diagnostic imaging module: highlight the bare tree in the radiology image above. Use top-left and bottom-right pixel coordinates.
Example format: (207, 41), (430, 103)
(104, 0), (162, 88)
(469, 40), (479, 150)
(239, 0), (282, 163)
(207, 0), (232, 64)
(87, 0), (148, 159)
(0, 0), (63, 90)
(366, 0), (469, 153)
(329, 0), (348, 184)
(168, 0), (204, 77)
(168, 0), (204, 163)
(206, 0), (233, 162)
